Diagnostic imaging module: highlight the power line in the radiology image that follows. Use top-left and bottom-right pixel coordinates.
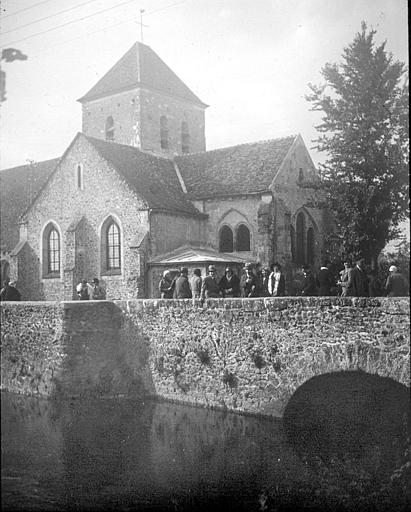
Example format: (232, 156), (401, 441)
(1, 0), (103, 36)
(1, 0), (54, 19)
(0, 0), (137, 47)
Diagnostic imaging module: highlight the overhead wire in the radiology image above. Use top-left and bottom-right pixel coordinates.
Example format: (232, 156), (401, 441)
(1, 0), (54, 19)
(0, 0), (138, 47)
(1, 0), (103, 36)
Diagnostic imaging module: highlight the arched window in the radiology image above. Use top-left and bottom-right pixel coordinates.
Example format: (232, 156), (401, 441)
(307, 228), (315, 265)
(219, 225), (233, 252)
(181, 121), (190, 154)
(105, 116), (114, 141)
(160, 116), (169, 150)
(290, 225), (296, 262)
(76, 164), (83, 189)
(296, 212), (305, 264)
(0, 260), (10, 288)
(237, 224), (250, 252)
(106, 221), (121, 270)
(42, 223), (61, 277)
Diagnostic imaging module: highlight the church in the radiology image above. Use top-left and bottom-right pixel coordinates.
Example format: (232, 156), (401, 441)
(0, 42), (326, 300)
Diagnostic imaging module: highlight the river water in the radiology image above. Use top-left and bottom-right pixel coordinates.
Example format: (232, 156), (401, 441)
(1, 391), (409, 511)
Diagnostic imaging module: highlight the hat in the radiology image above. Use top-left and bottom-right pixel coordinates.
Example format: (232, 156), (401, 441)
(163, 270), (170, 277)
(389, 265), (397, 272)
(208, 265), (216, 271)
(92, 278), (99, 284)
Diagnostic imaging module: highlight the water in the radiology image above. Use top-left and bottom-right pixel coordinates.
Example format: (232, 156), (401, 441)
(1, 391), (409, 511)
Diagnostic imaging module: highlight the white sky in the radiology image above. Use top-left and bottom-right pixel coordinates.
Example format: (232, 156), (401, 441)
(0, 0), (408, 171)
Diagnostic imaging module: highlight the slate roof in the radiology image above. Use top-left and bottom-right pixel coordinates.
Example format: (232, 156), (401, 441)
(148, 244), (252, 265)
(174, 135), (297, 199)
(78, 42), (207, 107)
(84, 135), (203, 217)
(0, 159), (60, 251)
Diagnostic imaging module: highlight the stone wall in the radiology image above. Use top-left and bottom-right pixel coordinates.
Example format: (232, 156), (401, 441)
(1, 298), (409, 417)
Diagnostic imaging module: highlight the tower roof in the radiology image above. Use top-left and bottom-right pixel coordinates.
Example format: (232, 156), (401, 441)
(78, 42), (207, 107)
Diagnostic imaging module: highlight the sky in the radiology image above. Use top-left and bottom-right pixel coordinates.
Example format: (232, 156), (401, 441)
(0, 0), (408, 171)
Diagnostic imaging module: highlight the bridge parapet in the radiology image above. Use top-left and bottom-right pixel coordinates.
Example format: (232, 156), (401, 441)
(1, 297), (409, 416)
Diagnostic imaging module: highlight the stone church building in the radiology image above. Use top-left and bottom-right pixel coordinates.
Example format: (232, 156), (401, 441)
(0, 42), (325, 300)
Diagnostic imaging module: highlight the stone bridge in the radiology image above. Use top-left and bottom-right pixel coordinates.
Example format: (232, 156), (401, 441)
(1, 297), (409, 417)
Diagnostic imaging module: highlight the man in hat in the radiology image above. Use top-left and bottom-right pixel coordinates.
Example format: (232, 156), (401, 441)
(301, 265), (317, 296)
(200, 265), (221, 300)
(385, 265), (409, 297)
(219, 266), (240, 298)
(173, 267), (192, 299)
(350, 258), (369, 297)
(91, 278), (106, 300)
(0, 279), (21, 301)
(337, 260), (353, 296)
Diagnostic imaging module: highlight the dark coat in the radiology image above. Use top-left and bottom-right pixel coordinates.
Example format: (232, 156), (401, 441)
(219, 274), (240, 297)
(0, 284), (21, 301)
(159, 278), (174, 299)
(317, 268), (333, 296)
(242, 274), (258, 297)
(350, 266), (369, 297)
(173, 275), (192, 299)
(200, 275), (221, 299)
(302, 271), (317, 296)
(385, 272), (409, 297)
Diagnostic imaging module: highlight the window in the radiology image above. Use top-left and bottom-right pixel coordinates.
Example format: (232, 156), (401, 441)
(307, 228), (315, 265)
(237, 224), (250, 251)
(181, 121), (190, 154)
(290, 225), (296, 262)
(296, 212), (305, 264)
(106, 221), (121, 270)
(219, 225), (233, 252)
(0, 260), (10, 288)
(105, 116), (114, 141)
(298, 168), (304, 182)
(42, 223), (61, 277)
(160, 116), (169, 150)
(76, 164), (83, 189)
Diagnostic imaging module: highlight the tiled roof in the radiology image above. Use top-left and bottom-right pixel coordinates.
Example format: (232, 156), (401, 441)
(0, 159), (60, 251)
(148, 244), (252, 265)
(174, 135), (297, 199)
(78, 42), (207, 107)
(84, 135), (203, 217)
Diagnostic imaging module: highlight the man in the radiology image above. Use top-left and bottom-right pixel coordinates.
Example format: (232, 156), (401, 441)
(242, 262), (258, 298)
(316, 261), (333, 296)
(91, 278), (106, 300)
(77, 279), (92, 300)
(385, 265), (409, 297)
(350, 258), (369, 297)
(159, 270), (174, 299)
(219, 267), (240, 298)
(200, 265), (221, 300)
(190, 268), (202, 298)
(301, 265), (317, 296)
(0, 279), (21, 301)
(268, 263), (286, 297)
(337, 261), (353, 297)
(173, 267), (192, 299)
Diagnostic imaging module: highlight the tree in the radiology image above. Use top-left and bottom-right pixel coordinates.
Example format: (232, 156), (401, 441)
(306, 22), (409, 268)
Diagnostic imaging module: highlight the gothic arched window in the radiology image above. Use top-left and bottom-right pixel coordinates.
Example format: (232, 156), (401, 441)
(106, 221), (121, 271)
(307, 227), (315, 265)
(160, 116), (169, 150)
(181, 121), (190, 154)
(105, 116), (114, 141)
(76, 164), (83, 189)
(290, 225), (296, 262)
(42, 223), (61, 277)
(296, 212), (305, 264)
(237, 224), (250, 252)
(219, 225), (233, 252)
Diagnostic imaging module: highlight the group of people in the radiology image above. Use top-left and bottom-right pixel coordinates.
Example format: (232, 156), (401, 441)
(159, 259), (409, 300)
(76, 278), (106, 300)
(159, 262), (288, 301)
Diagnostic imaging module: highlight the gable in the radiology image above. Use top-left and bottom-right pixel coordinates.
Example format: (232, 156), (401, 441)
(174, 135), (296, 199)
(78, 43), (207, 107)
(0, 158), (59, 251)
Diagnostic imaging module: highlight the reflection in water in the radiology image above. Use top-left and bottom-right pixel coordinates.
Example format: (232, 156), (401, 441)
(2, 390), (410, 511)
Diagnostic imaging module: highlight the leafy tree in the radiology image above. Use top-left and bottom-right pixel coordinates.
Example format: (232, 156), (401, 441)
(306, 22), (409, 268)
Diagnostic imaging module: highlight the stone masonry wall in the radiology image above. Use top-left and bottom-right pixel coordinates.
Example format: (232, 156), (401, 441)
(1, 298), (409, 417)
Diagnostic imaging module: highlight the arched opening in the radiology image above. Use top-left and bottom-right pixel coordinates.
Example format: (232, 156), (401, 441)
(236, 224), (251, 251)
(219, 225), (233, 253)
(290, 225), (296, 262)
(105, 116), (114, 141)
(307, 227), (315, 265)
(296, 212), (305, 264)
(42, 222), (61, 277)
(76, 164), (83, 189)
(0, 260), (10, 288)
(101, 216), (122, 274)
